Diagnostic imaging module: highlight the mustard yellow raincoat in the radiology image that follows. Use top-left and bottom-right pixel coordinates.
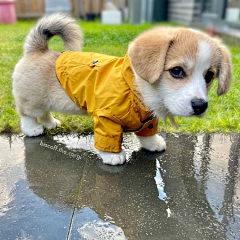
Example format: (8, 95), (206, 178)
(55, 51), (158, 152)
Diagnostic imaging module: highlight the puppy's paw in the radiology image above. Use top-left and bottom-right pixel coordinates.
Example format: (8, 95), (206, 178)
(21, 116), (44, 137)
(95, 148), (126, 165)
(37, 113), (61, 129)
(22, 125), (44, 137)
(137, 134), (166, 152)
(44, 118), (61, 129)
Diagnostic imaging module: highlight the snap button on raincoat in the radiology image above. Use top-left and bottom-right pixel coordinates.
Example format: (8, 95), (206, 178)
(55, 51), (158, 152)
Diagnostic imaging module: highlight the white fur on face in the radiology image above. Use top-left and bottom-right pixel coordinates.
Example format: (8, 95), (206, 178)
(159, 41), (211, 117)
(133, 69), (167, 118)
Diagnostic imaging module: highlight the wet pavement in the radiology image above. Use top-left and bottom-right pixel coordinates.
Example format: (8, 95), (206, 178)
(0, 133), (239, 240)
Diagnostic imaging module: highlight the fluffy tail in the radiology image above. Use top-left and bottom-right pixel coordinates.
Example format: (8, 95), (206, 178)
(24, 14), (83, 54)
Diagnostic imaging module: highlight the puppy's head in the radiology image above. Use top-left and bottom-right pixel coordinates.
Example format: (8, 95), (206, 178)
(128, 27), (232, 118)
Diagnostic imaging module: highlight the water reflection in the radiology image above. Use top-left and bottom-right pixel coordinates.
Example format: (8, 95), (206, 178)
(1, 133), (239, 239)
(161, 133), (240, 240)
(154, 159), (171, 217)
(73, 207), (127, 240)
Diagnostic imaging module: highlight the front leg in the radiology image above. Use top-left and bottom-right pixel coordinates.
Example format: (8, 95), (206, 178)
(93, 114), (126, 165)
(137, 134), (166, 152)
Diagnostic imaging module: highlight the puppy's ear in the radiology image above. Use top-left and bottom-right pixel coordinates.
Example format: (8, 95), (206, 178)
(217, 45), (232, 95)
(128, 28), (174, 84)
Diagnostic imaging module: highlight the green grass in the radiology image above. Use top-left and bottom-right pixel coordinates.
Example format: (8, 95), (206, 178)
(0, 20), (239, 134)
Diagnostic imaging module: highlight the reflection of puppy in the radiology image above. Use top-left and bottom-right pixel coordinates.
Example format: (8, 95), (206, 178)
(12, 14), (232, 165)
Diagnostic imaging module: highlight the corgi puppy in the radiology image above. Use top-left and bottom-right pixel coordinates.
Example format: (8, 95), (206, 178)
(12, 14), (232, 165)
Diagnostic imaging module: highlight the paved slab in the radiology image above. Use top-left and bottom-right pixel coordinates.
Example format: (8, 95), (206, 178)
(0, 135), (86, 240)
(0, 133), (239, 240)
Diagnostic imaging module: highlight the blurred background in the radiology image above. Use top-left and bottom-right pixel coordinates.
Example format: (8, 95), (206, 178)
(0, 0), (240, 42)
(0, 0), (239, 28)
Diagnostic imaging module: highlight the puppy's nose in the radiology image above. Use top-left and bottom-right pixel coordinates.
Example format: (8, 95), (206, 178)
(191, 99), (208, 115)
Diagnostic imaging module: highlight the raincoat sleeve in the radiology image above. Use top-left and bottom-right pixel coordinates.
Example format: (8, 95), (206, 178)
(135, 118), (158, 137)
(93, 111), (123, 153)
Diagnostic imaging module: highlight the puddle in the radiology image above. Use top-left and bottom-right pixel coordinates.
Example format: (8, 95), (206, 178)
(0, 133), (239, 239)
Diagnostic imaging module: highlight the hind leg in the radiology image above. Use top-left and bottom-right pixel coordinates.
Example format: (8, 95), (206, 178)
(37, 111), (61, 129)
(21, 115), (44, 137)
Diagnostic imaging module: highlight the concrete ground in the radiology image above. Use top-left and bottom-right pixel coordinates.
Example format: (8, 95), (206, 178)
(0, 133), (239, 240)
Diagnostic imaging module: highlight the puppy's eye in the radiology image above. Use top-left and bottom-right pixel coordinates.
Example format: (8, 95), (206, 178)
(170, 67), (186, 79)
(205, 71), (214, 84)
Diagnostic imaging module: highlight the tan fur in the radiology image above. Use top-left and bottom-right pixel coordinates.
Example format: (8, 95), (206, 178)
(128, 27), (174, 84)
(162, 29), (199, 90)
(216, 44), (232, 95)
(13, 51), (84, 118)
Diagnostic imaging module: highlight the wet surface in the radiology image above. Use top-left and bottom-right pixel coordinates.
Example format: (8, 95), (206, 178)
(0, 133), (239, 240)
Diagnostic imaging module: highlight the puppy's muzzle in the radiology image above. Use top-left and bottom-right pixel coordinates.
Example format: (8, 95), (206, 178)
(191, 99), (208, 115)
